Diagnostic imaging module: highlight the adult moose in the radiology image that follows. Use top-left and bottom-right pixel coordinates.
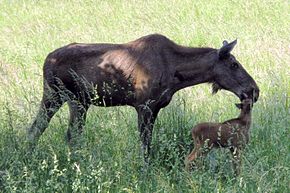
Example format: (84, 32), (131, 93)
(28, 34), (259, 161)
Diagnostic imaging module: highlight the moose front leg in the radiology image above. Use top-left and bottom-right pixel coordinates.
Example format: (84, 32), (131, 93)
(136, 105), (160, 164)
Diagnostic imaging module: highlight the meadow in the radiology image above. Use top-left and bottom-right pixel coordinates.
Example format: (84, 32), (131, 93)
(0, 0), (289, 192)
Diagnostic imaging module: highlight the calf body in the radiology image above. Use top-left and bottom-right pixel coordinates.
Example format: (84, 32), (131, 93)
(185, 99), (253, 175)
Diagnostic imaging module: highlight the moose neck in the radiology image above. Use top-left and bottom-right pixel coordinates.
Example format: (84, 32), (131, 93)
(171, 46), (217, 92)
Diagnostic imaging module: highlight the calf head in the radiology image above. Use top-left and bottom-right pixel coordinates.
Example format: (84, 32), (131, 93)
(212, 40), (259, 102)
(235, 98), (253, 112)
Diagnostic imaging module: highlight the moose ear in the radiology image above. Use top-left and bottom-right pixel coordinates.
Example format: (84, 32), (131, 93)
(222, 40), (229, 46)
(235, 103), (242, 109)
(218, 39), (237, 59)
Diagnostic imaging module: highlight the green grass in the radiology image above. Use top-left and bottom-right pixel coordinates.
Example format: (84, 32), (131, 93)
(0, 0), (289, 192)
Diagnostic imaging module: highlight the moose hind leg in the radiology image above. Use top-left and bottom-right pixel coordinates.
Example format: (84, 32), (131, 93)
(66, 101), (89, 149)
(27, 90), (64, 146)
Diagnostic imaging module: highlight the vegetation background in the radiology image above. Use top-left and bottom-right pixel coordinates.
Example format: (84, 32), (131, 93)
(0, 0), (289, 192)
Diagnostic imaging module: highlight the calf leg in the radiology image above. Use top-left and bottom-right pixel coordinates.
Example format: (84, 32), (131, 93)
(27, 88), (64, 147)
(185, 138), (213, 171)
(67, 100), (89, 149)
(185, 142), (201, 171)
(230, 147), (241, 176)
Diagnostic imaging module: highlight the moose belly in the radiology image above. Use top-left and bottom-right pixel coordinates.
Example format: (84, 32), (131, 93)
(93, 81), (136, 107)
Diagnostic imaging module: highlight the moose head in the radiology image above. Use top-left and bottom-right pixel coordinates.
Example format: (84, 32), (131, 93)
(212, 40), (259, 102)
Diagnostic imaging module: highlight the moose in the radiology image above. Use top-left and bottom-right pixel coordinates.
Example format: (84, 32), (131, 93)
(185, 98), (253, 175)
(28, 34), (259, 161)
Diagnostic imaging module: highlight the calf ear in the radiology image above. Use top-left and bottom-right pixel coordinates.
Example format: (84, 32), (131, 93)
(235, 103), (242, 109)
(218, 39), (237, 59)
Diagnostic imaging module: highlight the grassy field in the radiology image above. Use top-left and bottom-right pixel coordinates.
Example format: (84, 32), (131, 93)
(0, 0), (289, 192)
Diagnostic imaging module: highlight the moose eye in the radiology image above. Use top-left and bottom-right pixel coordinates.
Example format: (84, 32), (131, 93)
(231, 62), (239, 69)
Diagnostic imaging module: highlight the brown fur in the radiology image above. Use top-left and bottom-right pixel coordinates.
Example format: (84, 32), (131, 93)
(28, 34), (259, 161)
(185, 99), (253, 175)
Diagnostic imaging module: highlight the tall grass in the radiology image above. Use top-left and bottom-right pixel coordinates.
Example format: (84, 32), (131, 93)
(0, 0), (289, 192)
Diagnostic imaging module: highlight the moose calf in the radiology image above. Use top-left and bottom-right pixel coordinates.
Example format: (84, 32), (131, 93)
(185, 99), (253, 175)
